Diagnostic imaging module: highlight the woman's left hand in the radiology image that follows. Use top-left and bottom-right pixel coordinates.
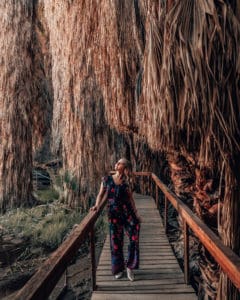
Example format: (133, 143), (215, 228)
(90, 204), (99, 211)
(136, 213), (142, 223)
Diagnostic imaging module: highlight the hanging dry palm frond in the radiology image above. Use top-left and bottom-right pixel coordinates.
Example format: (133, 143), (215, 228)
(0, 1), (34, 212)
(141, 0), (240, 298)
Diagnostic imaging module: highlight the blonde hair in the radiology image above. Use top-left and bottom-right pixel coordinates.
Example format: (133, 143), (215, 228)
(118, 158), (132, 184)
(119, 158), (132, 171)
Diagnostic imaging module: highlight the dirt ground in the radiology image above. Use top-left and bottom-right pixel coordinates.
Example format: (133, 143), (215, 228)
(1, 231), (107, 300)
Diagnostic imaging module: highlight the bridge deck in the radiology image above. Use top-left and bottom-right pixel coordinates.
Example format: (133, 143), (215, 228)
(91, 193), (197, 300)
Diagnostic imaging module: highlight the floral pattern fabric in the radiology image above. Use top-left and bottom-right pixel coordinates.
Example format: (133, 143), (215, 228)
(102, 175), (140, 275)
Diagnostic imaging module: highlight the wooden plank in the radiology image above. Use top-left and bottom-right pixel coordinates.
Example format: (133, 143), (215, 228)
(96, 268), (183, 275)
(96, 276), (185, 283)
(96, 285), (195, 292)
(92, 293), (196, 300)
(104, 238), (169, 243)
(99, 249), (176, 256)
(94, 290), (196, 294)
(97, 263), (181, 270)
(96, 271), (184, 278)
(97, 265), (181, 271)
(101, 251), (174, 256)
(99, 259), (179, 265)
(96, 280), (189, 287)
(99, 255), (177, 260)
(100, 247), (174, 254)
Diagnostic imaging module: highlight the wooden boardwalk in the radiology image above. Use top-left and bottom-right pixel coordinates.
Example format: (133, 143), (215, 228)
(91, 193), (197, 300)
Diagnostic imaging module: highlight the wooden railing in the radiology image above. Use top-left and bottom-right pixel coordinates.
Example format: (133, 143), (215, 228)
(150, 173), (240, 290)
(14, 172), (240, 299)
(14, 190), (108, 300)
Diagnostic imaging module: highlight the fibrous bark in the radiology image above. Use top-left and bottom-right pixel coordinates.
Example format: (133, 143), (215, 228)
(141, 1), (240, 298)
(35, 0), (152, 207)
(0, 1), (34, 211)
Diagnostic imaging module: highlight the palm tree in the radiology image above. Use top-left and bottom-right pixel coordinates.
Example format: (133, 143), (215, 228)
(140, 1), (240, 298)
(0, 1), (34, 212)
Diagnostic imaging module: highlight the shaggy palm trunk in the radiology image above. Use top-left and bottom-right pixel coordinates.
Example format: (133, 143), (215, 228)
(0, 1), (34, 212)
(140, 1), (240, 298)
(218, 168), (240, 300)
(167, 153), (221, 298)
(31, 1), (54, 162)
(35, 0), (148, 207)
(218, 5), (240, 299)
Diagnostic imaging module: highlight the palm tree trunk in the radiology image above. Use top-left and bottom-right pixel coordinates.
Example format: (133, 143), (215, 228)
(218, 167), (240, 299)
(0, 1), (34, 212)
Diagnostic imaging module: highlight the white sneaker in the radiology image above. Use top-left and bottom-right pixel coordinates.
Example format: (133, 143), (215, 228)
(114, 271), (123, 279)
(127, 268), (134, 281)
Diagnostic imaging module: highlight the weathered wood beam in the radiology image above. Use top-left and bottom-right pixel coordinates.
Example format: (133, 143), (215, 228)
(184, 221), (190, 284)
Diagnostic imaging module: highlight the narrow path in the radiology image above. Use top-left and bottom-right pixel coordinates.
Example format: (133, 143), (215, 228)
(91, 193), (197, 300)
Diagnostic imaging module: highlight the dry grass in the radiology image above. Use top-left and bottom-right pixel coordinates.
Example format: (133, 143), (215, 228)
(0, 202), (86, 251)
(34, 189), (59, 203)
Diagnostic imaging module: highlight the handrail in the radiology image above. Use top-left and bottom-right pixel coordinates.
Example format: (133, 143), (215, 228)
(151, 173), (240, 290)
(14, 191), (108, 300)
(14, 171), (240, 299)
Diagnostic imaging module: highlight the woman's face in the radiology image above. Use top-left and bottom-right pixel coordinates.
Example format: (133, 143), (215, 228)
(114, 159), (126, 173)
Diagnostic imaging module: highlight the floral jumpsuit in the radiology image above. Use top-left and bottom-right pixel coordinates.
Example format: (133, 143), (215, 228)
(102, 175), (140, 275)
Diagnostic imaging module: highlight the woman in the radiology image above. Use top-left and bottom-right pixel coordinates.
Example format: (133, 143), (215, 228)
(90, 158), (141, 281)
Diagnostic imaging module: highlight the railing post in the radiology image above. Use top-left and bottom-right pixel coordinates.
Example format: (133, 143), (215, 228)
(150, 176), (154, 197)
(155, 184), (159, 209)
(152, 179), (155, 199)
(184, 220), (190, 284)
(164, 196), (168, 234)
(64, 268), (68, 288)
(141, 176), (144, 195)
(90, 227), (96, 291)
(148, 175), (151, 196)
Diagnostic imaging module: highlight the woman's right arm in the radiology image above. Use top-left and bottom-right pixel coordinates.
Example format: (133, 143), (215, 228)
(90, 182), (107, 211)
